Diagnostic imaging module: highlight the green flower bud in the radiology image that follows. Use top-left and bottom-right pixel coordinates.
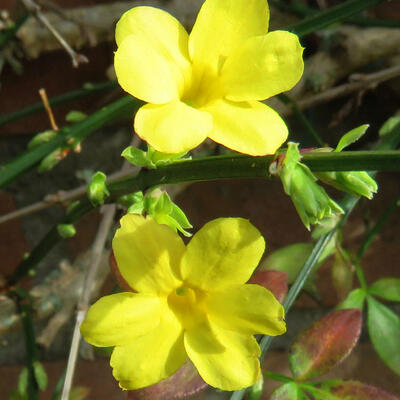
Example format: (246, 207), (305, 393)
(280, 142), (343, 230)
(27, 130), (58, 149)
(57, 223), (76, 238)
(37, 148), (64, 172)
(315, 170), (378, 199)
(88, 171), (110, 207)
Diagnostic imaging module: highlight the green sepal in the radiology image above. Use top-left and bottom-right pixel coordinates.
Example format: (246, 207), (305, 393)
(33, 361), (48, 391)
(248, 373), (263, 400)
(121, 146), (155, 168)
(280, 142), (343, 230)
(57, 224), (76, 238)
(335, 124), (369, 152)
(66, 110), (88, 123)
(336, 288), (366, 310)
(369, 278), (400, 302)
(87, 171), (110, 207)
(37, 148), (63, 172)
(367, 296), (400, 375)
(147, 145), (190, 166)
(27, 130), (58, 149)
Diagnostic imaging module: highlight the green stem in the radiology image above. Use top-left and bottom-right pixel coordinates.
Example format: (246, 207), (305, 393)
(271, 0), (399, 29)
(0, 95), (138, 188)
(279, 94), (325, 147)
(288, 0), (386, 37)
(357, 194), (400, 260)
(15, 291), (39, 400)
(6, 150), (400, 286)
(0, 81), (119, 128)
(354, 260), (368, 290)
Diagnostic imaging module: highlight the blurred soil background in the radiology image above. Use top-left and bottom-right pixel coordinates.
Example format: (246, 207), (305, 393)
(0, 0), (400, 399)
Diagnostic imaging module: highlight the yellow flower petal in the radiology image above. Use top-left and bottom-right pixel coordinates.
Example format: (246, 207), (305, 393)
(180, 218), (265, 291)
(207, 284), (286, 335)
(80, 292), (161, 347)
(114, 7), (191, 104)
(134, 100), (212, 154)
(184, 320), (260, 390)
(204, 99), (288, 156)
(189, 0), (269, 75)
(110, 308), (186, 390)
(221, 31), (304, 101)
(112, 214), (184, 295)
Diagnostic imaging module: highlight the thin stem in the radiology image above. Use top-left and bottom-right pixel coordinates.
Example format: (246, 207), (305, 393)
(354, 260), (368, 290)
(0, 95), (138, 188)
(279, 94), (325, 146)
(0, 81), (118, 127)
(288, 0), (386, 37)
(5, 149), (400, 287)
(357, 194), (400, 260)
(61, 204), (116, 400)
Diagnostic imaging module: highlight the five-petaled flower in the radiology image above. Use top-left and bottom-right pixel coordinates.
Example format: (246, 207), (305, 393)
(114, 0), (304, 156)
(81, 215), (286, 391)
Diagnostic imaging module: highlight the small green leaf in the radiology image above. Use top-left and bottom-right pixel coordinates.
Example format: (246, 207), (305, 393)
(369, 278), (400, 302)
(66, 110), (87, 123)
(337, 288), (366, 310)
(154, 193), (174, 216)
(367, 296), (400, 375)
(289, 309), (362, 380)
(121, 146), (155, 168)
(270, 382), (302, 400)
(379, 115), (400, 137)
(17, 367), (28, 396)
(57, 224), (76, 238)
(335, 125), (369, 152)
(118, 191), (144, 208)
(332, 246), (354, 301)
(127, 201), (145, 215)
(87, 171), (110, 207)
(33, 361), (48, 391)
(27, 130), (58, 149)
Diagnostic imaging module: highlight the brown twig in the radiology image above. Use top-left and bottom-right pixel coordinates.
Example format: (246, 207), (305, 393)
(0, 167), (136, 225)
(293, 64), (400, 113)
(60, 138), (139, 400)
(20, 0), (88, 67)
(39, 87), (59, 131)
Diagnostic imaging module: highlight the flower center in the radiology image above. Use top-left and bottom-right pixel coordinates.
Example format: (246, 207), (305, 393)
(168, 285), (205, 329)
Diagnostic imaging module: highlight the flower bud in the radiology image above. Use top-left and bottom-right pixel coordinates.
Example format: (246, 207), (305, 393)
(280, 142), (343, 230)
(88, 171), (110, 207)
(57, 223), (76, 238)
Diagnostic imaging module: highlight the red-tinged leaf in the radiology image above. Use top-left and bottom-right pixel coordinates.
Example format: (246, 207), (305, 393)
(126, 362), (207, 400)
(248, 270), (288, 303)
(270, 382), (303, 400)
(318, 380), (400, 400)
(289, 309), (362, 380)
(109, 251), (133, 292)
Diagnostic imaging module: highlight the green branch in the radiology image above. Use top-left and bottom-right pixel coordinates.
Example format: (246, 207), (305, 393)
(0, 81), (118, 128)
(6, 149), (400, 286)
(0, 95), (138, 188)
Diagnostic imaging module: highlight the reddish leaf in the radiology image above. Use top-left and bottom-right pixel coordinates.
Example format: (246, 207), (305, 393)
(126, 362), (207, 400)
(318, 380), (400, 400)
(289, 309), (362, 380)
(109, 251), (133, 292)
(248, 270), (288, 303)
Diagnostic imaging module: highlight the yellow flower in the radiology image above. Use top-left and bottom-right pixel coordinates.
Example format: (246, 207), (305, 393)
(81, 215), (286, 391)
(114, 0), (304, 156)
